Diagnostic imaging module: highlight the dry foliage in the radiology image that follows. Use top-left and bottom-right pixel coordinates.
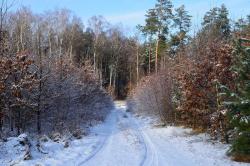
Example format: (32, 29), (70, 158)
(174, 41), (234, 140)
(128, 70), (174, 123)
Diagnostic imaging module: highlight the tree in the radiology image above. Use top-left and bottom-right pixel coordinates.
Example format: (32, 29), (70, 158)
(138, 8), (158, 74)
(8, 7), (34, 53)
(1, 53), (37, 135)
(172, 5), (191, 49)
(0, 7), (116, 137)
(0, 0), (15, 30)
(0, 0), (15, 55)
(68, 16), (86, 64)
(224, 38), (250, 162)
(154, 0), (173, 72)
(138, 0), (173, 73)
(88, 16), (108, 74)
(234, 15), (250, 38)
(173, 5), (191, 33)
(202, 7), (220, 27)
(154, 0), (173, 36)
(218, 4), (230, 37)
(202, 4), (231, 39)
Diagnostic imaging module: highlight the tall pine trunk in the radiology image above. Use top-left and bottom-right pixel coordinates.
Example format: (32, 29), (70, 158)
(148, 43), (151, 74)
(155, 38), (159, 73)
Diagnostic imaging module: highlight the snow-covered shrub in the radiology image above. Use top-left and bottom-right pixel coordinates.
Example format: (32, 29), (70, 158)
(0, 54), (114, 137)
(128, 71), (174, 123)
(38, 59), (114, 134)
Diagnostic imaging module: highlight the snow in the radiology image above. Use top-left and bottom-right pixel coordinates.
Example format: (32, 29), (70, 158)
(0, 101), (249, 166)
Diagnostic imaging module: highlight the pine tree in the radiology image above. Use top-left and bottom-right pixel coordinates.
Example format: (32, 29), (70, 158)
(235, 18), (246, 31)
(202, 4), (231, 39)
(172, 5), (191, 49)
(225, 38), (250, 162)
(154, 0), (173, 36)
(143, 8), (159, 37)
(218, 4), (230, 37)
(154, 0), (173, 72)
(247, 15), (250, 24)
(138, 8), (158, 74)
(138, 0), (174, 73)
(173, 5), (191, 33)
(202, 7), (219, 26)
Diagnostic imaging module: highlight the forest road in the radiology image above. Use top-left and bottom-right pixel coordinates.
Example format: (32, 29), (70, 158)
(79, 101), (159, 166)
(79, 101), (246, 166)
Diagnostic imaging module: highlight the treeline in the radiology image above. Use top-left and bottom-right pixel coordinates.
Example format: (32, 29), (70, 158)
(0, 2), (114, 137)
(128, 0), (250, 162)
(0, 6), (142, 99)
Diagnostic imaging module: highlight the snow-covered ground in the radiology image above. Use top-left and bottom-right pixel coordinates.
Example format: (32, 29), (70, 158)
(0, 101), (249, 166)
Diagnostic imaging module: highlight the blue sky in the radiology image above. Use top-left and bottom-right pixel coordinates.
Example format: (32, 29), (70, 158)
(12, 0), (250, 34)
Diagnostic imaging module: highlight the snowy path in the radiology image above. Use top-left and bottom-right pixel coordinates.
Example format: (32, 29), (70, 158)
(80, 101), (248, 166)
(1, 101), (249, 166)
(80, 102), (145, 166)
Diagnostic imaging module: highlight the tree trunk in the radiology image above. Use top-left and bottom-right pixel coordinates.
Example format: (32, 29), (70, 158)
(136, 43), (139, 85)
(49, 31), (52, 57)
(109, 66), (113, 88)
(17, 108), (21, 135)
(113, 70), (116, 98)
(10, 102), (14, 131)
(0, 109), (2, 132)
(129, 64), (132, 90)
(70, 44), (73, 63)
(155, 38), (159, 73)
(59, 38), (63, 80)
(148, 43), (151, 74)
(100, 62), (103, 87)
(37, 31), (42, 134)
(94, 50), (96, 73)
(20, 25), (24, 51)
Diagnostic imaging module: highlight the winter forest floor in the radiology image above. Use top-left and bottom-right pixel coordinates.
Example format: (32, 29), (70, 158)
(0, 101), (249, 166)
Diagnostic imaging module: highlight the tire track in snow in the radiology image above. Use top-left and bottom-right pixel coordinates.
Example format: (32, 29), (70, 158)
(139, 128), (159, 166)
(128, 114), (159, 166)
(77, 110), (117, 166)
(78, 102), (158, 166)
(133, 121), (148, 166)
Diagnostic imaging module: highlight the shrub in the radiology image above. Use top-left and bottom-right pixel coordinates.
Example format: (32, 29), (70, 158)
(175, 41), (233, 139)
(128, 70), (174, 123)
(0, 54), (114, 137)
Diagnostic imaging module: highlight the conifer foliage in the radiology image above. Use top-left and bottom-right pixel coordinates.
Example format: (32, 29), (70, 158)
(224, 38), (250, 162)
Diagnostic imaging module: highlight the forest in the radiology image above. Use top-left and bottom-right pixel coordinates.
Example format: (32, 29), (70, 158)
(128, 2), (250, 162)
(0, 0), (249, 164)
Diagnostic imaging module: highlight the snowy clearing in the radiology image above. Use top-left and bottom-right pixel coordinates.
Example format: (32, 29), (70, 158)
(0, 101), (249, 166)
